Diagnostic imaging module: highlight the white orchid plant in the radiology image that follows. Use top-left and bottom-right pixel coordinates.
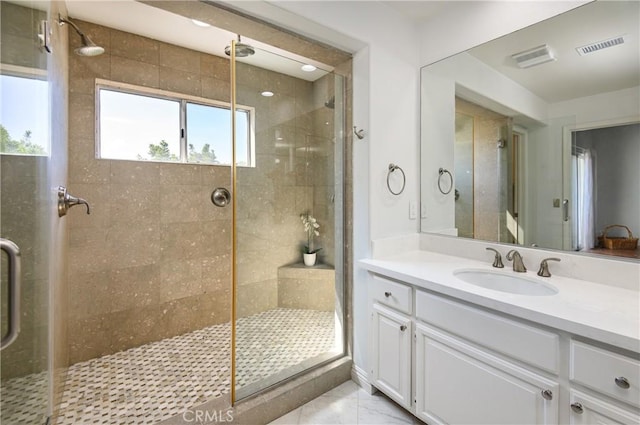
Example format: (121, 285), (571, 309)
(300, 212), (322, 254)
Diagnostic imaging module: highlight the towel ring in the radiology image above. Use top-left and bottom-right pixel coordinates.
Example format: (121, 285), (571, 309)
(438, 168), (453, 195)
(387, 164), (405, 196)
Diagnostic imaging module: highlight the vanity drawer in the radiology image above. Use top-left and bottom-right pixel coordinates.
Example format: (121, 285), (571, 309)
(416, 291), (559, 373)
(372, 275), (412, 314)
(570, 340), (640, 407)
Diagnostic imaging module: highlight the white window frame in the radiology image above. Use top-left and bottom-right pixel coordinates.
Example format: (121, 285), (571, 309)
(95, 78), (255, 166)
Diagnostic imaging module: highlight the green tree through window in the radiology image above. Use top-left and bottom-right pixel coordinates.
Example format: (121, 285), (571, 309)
(0, 125), (46, 155)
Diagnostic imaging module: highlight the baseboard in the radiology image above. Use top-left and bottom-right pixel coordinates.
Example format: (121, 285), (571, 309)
(351, 364), (376, 395)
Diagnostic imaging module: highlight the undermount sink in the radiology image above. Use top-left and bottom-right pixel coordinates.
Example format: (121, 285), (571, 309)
(454, 268), (559, 296)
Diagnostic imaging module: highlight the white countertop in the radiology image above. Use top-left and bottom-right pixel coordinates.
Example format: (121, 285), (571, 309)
(359, 250), (640, 354)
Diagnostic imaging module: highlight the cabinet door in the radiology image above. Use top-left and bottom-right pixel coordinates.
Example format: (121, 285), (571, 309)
(569, 390), (640, 425)
(370, 303), (412, 408)
(415, 323), (558, 425)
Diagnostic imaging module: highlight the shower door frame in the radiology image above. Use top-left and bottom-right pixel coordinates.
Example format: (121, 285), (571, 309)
(228, 39), (349, 404)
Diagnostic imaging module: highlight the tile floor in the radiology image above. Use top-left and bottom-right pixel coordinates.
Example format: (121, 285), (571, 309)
(268, 380), (425, 425)
(3, 308), (336, 425)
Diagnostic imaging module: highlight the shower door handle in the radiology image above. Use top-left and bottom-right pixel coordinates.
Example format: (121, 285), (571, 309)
(1, 238), (22, 351)
(562, 199), (569, 222)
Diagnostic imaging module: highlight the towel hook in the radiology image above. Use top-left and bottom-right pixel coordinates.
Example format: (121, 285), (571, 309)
(353, 126), (365, 140)
(387, 163), (406, 195)
(438, 168), (453, 195)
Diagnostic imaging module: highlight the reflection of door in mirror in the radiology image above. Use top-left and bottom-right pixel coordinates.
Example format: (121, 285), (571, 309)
(571, 123), (640, 259)
(455, 98), (516, 243)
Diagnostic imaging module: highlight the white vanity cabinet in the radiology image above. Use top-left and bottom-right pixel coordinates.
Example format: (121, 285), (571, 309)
(369, 275), (413, 408)
(414, 292), (559, 425)
(568, 340), (640, 424)
(366, 271), (640, 425)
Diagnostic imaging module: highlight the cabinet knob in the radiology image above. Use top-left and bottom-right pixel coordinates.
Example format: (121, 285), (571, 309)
(570, 402), (584, 414)
(384, 291), (392, 298)
(615, 376), (630, 389)
(400, 325), (407, 331)
(541, 389), (553, 400)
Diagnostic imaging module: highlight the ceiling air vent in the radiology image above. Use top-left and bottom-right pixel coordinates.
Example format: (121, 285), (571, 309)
(511, 44), (556, 69)
(576, 35), (627, 56)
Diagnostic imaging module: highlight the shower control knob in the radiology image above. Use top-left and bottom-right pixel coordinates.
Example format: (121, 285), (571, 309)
(211, 188), (231, 207)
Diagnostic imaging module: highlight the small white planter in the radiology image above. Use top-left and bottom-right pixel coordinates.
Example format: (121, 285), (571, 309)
(303, 253), (317, 266)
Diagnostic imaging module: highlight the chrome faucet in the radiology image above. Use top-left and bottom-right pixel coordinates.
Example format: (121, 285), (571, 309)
(506, 250), (527, 272)
(537, 258), (561, 277)
(485, 247), (504, 268)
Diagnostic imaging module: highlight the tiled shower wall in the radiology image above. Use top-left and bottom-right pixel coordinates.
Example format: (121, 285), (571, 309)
(235, 67), (337, 318)
(67, 20), (338, 362)
(456, 98), (509, 243)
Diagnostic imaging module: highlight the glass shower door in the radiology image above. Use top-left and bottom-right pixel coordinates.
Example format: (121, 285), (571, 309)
(230, 42), (345, 400)
(1, 1), (51, 423)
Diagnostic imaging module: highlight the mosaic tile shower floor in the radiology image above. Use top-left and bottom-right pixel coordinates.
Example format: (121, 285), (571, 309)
(2, 308), (336, 425)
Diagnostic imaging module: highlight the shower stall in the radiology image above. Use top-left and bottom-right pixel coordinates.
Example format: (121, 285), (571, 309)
(1, 1), (351, 423)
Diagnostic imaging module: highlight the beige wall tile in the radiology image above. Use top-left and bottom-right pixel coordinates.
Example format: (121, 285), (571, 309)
(159, 42), (201, 73)
(111, 55), (159, 87)
(159, 163), (201, 185)
(201, 77), (230, 103)
(109, 183), (160, 225)
(237, 279), (278, 318)
(110, 29), (159, 64)
(69, 92), (96, 139)
(159, 66), (201, 97)
(110, 160), (160, 184)
(201, 53), (229, 80)
(200, 220), (232, 257)
(160, 221), (204, 260)
(160, 184), (202, 223)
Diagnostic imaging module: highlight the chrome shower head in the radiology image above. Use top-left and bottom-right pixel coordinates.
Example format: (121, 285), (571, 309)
(225, 35), (255, 58)
(58, 16), (105, 57)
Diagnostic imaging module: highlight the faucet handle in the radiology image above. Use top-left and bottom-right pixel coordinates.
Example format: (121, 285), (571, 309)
(485, 247), (504, 268)
(537, 258), (561, 277)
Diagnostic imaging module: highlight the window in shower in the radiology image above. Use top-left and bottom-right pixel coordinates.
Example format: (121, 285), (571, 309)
(0, 71), (49, 155)
(96, 80), (254, 166)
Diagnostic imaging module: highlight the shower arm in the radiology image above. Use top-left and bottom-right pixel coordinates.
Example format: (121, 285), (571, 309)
(58, 15), (86, 38)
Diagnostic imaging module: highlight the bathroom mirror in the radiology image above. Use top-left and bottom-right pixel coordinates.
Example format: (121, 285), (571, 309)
(420, 0), (639, 260)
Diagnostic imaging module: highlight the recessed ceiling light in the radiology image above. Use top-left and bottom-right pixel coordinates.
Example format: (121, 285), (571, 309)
(261, 91), (274, 97)
(301, 64), (317, 72)
(191, 19), (211, 28)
